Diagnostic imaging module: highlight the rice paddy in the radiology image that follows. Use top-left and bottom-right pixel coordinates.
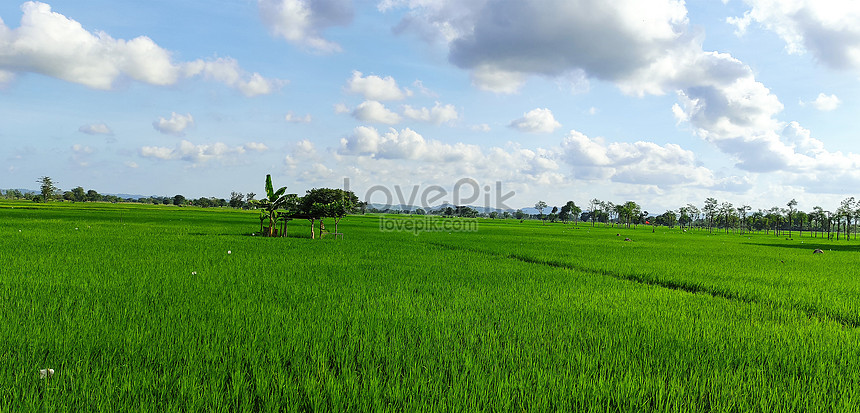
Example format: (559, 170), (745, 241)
(2, 201), (860, 411)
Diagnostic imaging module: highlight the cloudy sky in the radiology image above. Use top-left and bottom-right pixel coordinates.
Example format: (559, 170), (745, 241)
(2, 0), (859, 212)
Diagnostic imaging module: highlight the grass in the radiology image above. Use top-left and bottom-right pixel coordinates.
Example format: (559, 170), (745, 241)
(2, 201), (860, 411)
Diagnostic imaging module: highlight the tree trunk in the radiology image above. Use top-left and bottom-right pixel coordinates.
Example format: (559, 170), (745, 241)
(309, 218), (316, 239)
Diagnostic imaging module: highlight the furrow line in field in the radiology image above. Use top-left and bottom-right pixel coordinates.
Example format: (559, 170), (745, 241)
(426, 241), (860, 329)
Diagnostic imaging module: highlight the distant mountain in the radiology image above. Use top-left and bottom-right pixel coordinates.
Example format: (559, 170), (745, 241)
(3, 188), (38, 194)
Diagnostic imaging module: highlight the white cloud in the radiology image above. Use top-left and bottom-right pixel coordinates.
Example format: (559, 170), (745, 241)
(337, 126), (564, 187)
(139, 140), (258, 164)
(71, 144), (94, 167)
(729, 0), (860, 71)
(284, 154), (298, 168)
(294, 139), (317, 156)
(470, 65), (527, 93)
(352, 100), (401, 124)
(402, 102), (459, 124)
(470, 123), (491, 132)
(559, 129), (739, 189)
(300, 162), (334, 181)
(0, 2), (282, 94)
(385, 0), (689, 93)
(258, 0), (353, 53)
(412, 80), (437, 97)
(0, 2), (178, 89)
(333, 103), (351, 114)
(183, 58), (285, 97)
(78, 123), (113, 135)
(800, 93), (841, 111)
(345, 71), (411, 100)
(244, 142), (269, 152)
(125, 161), (138, 168)
(509, 108), (561, 133)
(284, 112), (312, 123)
(153, 112), (194, 136)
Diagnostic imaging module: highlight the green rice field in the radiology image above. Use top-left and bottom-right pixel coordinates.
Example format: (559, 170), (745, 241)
(2, 200), (860, 411)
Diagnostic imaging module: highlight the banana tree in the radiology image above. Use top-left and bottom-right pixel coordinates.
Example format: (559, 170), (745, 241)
(258, 174), (287, 237)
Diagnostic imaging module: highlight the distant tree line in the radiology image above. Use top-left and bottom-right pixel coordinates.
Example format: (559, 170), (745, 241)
(531, 196), (860, 241)
(12, 175), (860, 241)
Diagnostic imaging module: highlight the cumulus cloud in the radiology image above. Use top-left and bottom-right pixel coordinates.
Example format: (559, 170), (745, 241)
(244, 142), (269, 152)
(284, 112), (312, 123)
(335, 125), (756, 195)
(382, 0), (840, 179)
(183, 58), (285, 97)
(352, 100), (401, 124)
(294, 139), (317, 156)
(800, 93), (841, 111)
(337, 125), (563, 186)
(300, 162), (334, 181)
(509, 108), (561, 133)
(402, 102), (459, 124)
(139, 140), (263, 164)
(153, 112), (194, 136)
(728, 0), (860, 71)
(78, 123), (113, 135)
(345, 71), (411, 100)
(0, 2), (282, 94)
(384, 0), (689, 93)
(559, 129), (743, 189)
(259, 0), (353, 53)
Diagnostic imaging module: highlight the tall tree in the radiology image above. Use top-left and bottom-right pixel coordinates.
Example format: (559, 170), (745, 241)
(687, 204), (700, 230)
(297, 188), (359, 239)
(589, 198), (601, 227)
(535, 200), (547, 223)
(86, 189), (101, 202)
(622, 201), (640, 229)
(564, 201), (582, 226)
(229, 192), (245, 209)
(736, 205), (751, 234)
(70, 186), (85, 202)
(558, 203), (571, 223)
(37, 176), (58, 202)
(703, 198), (718, 232)
(811, 206), (824, 238)
(786, 199), (798, 238)
(719, 202), (734, 233)
(838, 197), (855, 241)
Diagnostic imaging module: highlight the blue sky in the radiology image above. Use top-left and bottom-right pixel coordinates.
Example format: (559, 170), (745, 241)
(2, 0), (860, 212)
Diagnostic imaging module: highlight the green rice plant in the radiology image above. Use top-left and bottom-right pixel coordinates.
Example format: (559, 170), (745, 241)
(1, 202), (860, 411)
